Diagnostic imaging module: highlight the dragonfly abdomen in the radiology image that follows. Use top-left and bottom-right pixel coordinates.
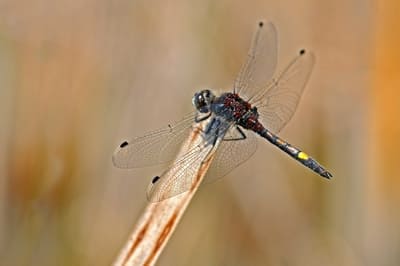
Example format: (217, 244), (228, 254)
(257, 127), (332, 179)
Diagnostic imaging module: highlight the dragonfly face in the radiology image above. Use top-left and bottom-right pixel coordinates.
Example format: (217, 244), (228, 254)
(192, 89), (215, 113)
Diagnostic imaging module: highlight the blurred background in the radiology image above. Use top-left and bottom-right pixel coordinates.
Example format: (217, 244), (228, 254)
(0, 0), (398, 265)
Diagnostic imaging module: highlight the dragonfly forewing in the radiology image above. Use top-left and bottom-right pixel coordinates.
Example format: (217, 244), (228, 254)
(112, 113), (195, 168)
(234, 21), (278, 99)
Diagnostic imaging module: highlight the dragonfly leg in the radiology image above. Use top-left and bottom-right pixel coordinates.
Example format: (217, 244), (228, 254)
(195, 112), (211, 123)
(223, 126), (247, 141)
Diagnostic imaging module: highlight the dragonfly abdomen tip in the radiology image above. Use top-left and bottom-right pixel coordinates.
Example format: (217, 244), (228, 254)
(322, 171), (333, 179)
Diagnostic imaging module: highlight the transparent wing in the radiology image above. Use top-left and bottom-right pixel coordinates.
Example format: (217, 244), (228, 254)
(112, 113), (195, 168)
(147, 126), (259, 201)
(250, 50), (315, 133)
(234, 21), (278, 100)
(147, 141), (215, 202)
(204, 127), (258, 183)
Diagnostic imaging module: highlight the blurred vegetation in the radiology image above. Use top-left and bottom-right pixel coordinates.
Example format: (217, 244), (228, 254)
(0, 0), (398, 265)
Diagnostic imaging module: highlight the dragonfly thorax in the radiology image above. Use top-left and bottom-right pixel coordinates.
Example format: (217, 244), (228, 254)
(212, 93), (257, 122)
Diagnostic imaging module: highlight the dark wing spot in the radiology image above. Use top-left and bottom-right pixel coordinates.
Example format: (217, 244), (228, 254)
(152, 176), (160, 184)
(299, 49), (306, 55)
(120, 141), (129, 148)
(258, 21), (264, 27)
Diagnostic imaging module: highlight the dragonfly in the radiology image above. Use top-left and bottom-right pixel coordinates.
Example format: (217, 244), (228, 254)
(113, 21), (333, 202)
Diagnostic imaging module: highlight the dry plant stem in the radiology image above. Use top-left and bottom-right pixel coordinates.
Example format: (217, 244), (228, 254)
(113, 123), (218, 266)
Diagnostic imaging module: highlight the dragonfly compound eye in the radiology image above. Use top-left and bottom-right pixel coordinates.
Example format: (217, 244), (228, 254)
(202, 89), (215, 103)
(192, 92), (206, 111)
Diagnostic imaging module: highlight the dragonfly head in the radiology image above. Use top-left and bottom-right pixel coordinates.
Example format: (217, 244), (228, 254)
(192, 89), (215, 113)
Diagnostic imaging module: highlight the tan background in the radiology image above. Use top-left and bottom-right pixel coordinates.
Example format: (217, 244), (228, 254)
(0, 0), (398, 265)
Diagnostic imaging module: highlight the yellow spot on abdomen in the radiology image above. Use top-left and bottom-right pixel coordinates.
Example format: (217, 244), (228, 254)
(298, 152), (309, 160)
